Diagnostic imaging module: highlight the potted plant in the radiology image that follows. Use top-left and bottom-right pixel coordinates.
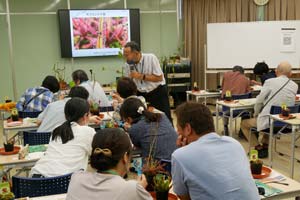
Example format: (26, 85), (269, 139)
(192, 82), (200, 92)
(90, 101), (100, 115)
(249, 149), (263, 174)
(153, 173), (172, 200)
(224, 90), (232, 101)
(281, 104), (290, 117)
(3, 138), (14, 152)
(53, 63), (68, 90)
(142, 157), (166, 191)
(10, 108), (18, 122)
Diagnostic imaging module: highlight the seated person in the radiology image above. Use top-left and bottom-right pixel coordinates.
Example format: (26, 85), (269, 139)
(252, 62), (276, 86)
(66, 128), (152, 200)
(120, 98), (177, 160)
(37, 86), (101, 132)
(16, 75), (59, 112)
(30, 97), (96, 177)
(72, 69), (111, 107)
(241, 61), (298, 156)
(172, 102), (259, 200)
(113, 77), (146, 106)
(221, 65), (250, 98)
(221, 66), (250, 135)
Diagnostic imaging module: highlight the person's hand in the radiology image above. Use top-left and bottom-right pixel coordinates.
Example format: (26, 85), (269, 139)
(123, 122), (131, 131)
(89, 115), (102, 125)
(137, 174), (148, 189)
(130, 71), (143, 80)
(176, 135), (187, 147)
(251, 80), (261, 86)
(112, 93), (123, 103)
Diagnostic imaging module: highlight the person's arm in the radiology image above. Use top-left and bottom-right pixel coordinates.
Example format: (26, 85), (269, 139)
(171, 156), (190, 200)
(130, 71), (163, 82)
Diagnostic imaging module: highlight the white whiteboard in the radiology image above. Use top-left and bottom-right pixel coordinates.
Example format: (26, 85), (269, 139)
(207, 21), (300, 69)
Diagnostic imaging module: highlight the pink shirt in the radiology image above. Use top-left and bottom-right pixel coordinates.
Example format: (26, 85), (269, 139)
(222, 71), (250, 98)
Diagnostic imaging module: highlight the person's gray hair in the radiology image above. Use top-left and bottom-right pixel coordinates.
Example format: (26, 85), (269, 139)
(232, 65), (244, 74)
(277, 61), (292, 75)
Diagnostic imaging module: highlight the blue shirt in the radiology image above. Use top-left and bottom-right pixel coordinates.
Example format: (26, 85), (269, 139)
(171, 133), (259, 200)
(16, 87), (54, 112)
(128, 114), (177, 160)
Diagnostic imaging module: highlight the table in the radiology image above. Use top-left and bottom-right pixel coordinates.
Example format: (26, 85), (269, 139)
(15, 169), (300, 200)
(215, 98), (256, 137)
(269, 114), (300, 178)
(260, 169), (300, 199)
(186, 90), (221, 104)
(2, 120), (38, 142)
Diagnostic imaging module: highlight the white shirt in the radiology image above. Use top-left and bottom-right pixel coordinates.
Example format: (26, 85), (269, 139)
(37, 98), (70, 132)
(30, 122), (96, 177)
(124, 53), (165, 93)
(80, 80), (111, 107)
(255, 75), (298, 131)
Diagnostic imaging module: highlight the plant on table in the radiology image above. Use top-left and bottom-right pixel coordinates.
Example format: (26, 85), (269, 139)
(53, 63), (68, 90)
(153, 173), (172, 200)
(250, 149), (263, 175)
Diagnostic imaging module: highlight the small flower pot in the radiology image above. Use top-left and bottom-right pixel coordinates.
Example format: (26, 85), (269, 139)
(224, 96), (232, 101)
(90, 108), (99, 116)
(250, 161), (263, 174)
(282, 109), (290, 117)
(4, 143), (14, 152)
(156, 191), (169, 200)
(11, 114), (19, 122)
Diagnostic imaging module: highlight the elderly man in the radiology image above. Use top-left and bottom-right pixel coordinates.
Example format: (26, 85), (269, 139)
(222, 65), (251, 135)
(172, 102), (259, 200)
(241, 61), (298, 157)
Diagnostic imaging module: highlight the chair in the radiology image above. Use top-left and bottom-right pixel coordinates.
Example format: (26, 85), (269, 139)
(12, 173), (72, 198)
(23, 131), (51, 146)
(222, 93), (252, 134)
(248, 105), (300, 156)
(18, 111), (41, 118)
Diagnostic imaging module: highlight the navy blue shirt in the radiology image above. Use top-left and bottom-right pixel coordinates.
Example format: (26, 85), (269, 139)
(260, 70), (276, 85)
(128, 114), (177, 160)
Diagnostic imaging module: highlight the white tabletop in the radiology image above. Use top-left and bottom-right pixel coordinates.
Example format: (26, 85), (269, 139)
(216, 98), (257, 108)
(186, 90), (221, 96)
(270, 113), (300, 126)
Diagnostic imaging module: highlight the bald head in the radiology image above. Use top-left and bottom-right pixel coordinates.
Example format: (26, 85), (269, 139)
(276, 61), (292, 77)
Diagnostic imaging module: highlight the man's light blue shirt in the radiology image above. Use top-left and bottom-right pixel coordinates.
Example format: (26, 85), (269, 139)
(171, 132), (259, 200)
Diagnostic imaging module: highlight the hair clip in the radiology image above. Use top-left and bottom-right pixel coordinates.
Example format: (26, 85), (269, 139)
(93, 148), (112, 157)
(137, 106), (144, 114)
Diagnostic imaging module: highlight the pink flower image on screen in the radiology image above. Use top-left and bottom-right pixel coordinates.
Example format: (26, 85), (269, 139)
(73, 16), (129, 50)
(72, 17), (100, 49)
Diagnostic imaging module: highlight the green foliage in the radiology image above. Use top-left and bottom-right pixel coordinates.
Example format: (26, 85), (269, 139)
(153, 174), (171, 192)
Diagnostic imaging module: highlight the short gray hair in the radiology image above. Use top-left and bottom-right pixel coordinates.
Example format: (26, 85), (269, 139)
(277, 61), (292, 75)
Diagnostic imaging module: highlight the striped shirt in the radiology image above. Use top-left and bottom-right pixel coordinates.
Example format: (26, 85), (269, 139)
(16, 87), (54, 112)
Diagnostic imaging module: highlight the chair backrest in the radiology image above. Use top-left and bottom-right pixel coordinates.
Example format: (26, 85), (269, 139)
(18, 111), (41, 118)
(270, 105), (300, 114)
(12, 173), (72, 198)
(232, 92), (252, 100)
(23, 131), (51, 146)
(270, 105), (300, 127)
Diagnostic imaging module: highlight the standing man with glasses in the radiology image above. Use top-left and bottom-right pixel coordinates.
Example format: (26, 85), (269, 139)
(123, 41), (172, 122)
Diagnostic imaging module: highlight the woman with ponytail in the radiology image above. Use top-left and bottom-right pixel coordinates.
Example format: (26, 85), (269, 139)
(120, 98), (177, 160)
(30, 97), (96, 177)
(67, 128), (152, 200)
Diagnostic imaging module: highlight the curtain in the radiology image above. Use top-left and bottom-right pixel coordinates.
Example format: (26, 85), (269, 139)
(183, 0), (300, 89)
